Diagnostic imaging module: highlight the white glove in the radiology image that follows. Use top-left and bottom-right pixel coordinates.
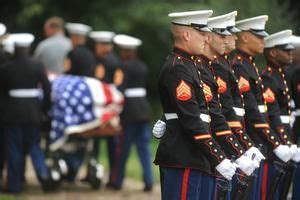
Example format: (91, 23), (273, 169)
(291, 145), (300, 162)
(235, 155), (256, 176)
(152, 120), (166, 138)
(244, 146), (265, 164)
(273, 145), (292, 163)
(216, 159), (237, 181)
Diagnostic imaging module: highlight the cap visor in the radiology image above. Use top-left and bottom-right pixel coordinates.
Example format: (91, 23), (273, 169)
(252, 30), (269, 37)
(230, 27), (241, 33)
(198, 26), (211, 32)
(282, 44), (295, 50)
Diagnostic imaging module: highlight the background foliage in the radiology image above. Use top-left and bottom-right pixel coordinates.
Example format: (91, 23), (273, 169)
(1, 0), (299, 118)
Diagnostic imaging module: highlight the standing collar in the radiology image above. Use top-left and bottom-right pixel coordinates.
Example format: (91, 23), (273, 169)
(236, 49), (255, 62)
(196, 54), (212, 66)
(173, 47), (195, 63)
(266, 61), (284, 73)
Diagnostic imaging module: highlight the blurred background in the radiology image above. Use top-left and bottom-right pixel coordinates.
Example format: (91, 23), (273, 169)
(1, 0), (300, 199)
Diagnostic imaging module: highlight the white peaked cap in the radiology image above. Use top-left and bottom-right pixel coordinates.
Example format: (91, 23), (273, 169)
(113, 34), (142, 49)
(0, 23), (6, 36)
(265, 29), (293, 49)
(236, 15), (269, 37)
(90, 31), (116, 43)
(65, 23), (91, 36)
(226, 11), (241, 33)
(12, 33), (35, 47)
(227, 11), (238, 27)
(208, 12), (233, 35)
(168, 10), (213, 32)
(290, 35), (300, 47)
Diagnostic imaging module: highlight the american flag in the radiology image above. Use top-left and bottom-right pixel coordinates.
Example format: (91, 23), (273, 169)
(49, 75), (124, 151)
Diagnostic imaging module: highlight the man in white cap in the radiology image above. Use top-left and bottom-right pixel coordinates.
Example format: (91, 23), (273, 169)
(90, 31), (123, 84)
(107, 34), (154, 192)
(290, 35), (300, 200)
(87, 31), (122, 186)
(34, 16), (72, 76)
(261, 29), (300, 200)
(64, 22), (96, 77)
(0, 33), (58, 193)
(231, 16), (292, 200)
(199, 12), (265, 199)
(152, 10), (238, 199)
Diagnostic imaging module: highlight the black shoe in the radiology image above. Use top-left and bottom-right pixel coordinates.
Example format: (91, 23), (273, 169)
(106, 182), (121, 190)
(143, 185), (153, 192)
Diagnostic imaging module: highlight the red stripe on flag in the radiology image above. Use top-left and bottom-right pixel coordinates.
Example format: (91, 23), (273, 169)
(102, 82), (113, 104)
(181, 168), (190, 200)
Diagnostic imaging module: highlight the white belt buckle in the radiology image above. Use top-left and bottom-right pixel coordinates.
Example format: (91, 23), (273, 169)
(233, 107), (245, 116)
(164, 113), (178, 120)
(258, 105), (266, 113)
(200, 113), (211, 123)
(280, 115), (290, 124)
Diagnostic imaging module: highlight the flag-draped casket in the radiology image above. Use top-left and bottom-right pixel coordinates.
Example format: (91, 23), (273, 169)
(49, 75), (124, 150)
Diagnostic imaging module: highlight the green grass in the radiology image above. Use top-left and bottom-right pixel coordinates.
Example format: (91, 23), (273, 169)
(98, 138), (160, 183)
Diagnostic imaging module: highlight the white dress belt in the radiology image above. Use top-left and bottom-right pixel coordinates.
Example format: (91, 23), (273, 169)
(9, 89), (41, 98)
(280, 115), (291, 124)
(233, 107), (245, 116)
(124, 88), (146, 98)
(164, 113), (211, 123)
(258, 105), (266, 113)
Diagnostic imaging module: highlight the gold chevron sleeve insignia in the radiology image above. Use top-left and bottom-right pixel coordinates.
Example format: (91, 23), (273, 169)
(263, 88), (275, 103)
(176, 80), (192, 101)
(238, 76), (250, 93)
(203, 83), (213, 102)
(216, 77), (227, 94)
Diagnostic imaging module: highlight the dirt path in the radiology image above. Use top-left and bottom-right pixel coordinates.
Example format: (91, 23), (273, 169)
(1, 159), (161, 200)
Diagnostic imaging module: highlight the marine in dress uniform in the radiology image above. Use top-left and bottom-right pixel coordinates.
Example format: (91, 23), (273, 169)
(261, 29), (300, 200)
(0, 23), (7, 191)
(0, 33), (57, 193)
(89, 31), (122, 185)
(59, 23), (97, 184)
(232, 16), (293, 200)
(108, 34), (154, 191)
(285, 35), (300, 86)
(64, 23), (96, 77)
(285, 35), (300, 200)
(206, 12), (265, 199)
(154, 10), (237, 200)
